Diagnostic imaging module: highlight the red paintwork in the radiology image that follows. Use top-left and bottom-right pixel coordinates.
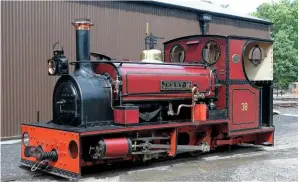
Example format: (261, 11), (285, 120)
(178, 126), (212, 147)
(21, 125), (80, 174)
(168, 128), (177, 157)
(216, 85), (226, 110)
(255, 131), (274, 144)
(95, 63), (215, 101)
(229, 39), (246, 80)
(194, 104), (207, 121)
(229, 127), (274, 137)
(79, 120), (229, 136)
(229, 85), (259, 131)
(164, 36), (226, 80)
(232, 89), (257, 124)
(114, 107), (139, 125)
(103, 138), (130, 157)
(216, 138), (242, 145)
(21, 35), (276, 179)
(178, 126), (197, 145)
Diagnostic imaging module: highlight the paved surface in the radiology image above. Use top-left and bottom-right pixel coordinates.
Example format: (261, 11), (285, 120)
(273, 93), (297, 98)
(1, 107), (298, 182)
(273, 100), (297, 107)
(273, 95), (297, 106)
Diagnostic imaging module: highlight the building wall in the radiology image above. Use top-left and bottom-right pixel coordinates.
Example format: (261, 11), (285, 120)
(1, 1), (271, 138)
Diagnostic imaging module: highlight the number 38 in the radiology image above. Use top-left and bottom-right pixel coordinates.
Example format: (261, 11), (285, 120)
(241, 103), (248, 111)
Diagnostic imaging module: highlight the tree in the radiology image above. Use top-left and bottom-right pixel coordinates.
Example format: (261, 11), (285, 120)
(250, 0), (298, 89)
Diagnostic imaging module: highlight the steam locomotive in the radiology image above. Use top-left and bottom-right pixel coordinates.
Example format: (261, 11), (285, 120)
(20, 18), (275, 180)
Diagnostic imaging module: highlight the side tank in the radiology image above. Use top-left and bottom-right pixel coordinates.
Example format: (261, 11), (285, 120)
(95, 62), (216, 102)
(93, 26), (216, 103)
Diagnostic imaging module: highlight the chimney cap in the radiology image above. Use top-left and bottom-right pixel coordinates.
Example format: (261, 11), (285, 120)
(72, 18), (93, 29)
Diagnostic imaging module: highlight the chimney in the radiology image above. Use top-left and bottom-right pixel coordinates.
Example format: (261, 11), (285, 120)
(199, 14), (212, 35)
(72, 18), (93, 70)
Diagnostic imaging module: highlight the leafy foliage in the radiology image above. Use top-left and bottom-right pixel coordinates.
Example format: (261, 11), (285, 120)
(250, 0), (298, 89)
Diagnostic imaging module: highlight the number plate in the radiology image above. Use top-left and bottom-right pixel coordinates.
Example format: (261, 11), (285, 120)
(160, 81), (192, 91)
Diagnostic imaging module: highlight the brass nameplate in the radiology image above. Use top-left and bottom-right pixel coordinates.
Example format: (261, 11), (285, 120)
(161, 81), (192, 91)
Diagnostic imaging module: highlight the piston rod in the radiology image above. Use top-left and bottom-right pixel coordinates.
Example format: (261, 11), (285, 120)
(149, 144), (210, 152)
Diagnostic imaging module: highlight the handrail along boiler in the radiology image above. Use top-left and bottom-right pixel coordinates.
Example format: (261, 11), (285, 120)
(20, 18), (275, 180)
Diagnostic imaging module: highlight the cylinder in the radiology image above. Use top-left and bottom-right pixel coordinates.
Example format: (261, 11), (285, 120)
(72, 18), (93, 70)
(102, 138), (132, 158)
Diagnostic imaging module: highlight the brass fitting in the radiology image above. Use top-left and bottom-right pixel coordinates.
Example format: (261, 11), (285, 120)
(72, 18), (94, 30)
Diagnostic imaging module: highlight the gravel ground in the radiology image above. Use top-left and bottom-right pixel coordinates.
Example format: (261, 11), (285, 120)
(1, 107), (298, 182)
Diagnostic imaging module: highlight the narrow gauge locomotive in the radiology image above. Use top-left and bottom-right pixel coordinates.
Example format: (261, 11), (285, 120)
(20, 18), (275, 180)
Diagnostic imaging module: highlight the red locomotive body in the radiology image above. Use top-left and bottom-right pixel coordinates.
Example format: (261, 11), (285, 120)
(20, 19), (275, 180)
(95, 63), (216, 101)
